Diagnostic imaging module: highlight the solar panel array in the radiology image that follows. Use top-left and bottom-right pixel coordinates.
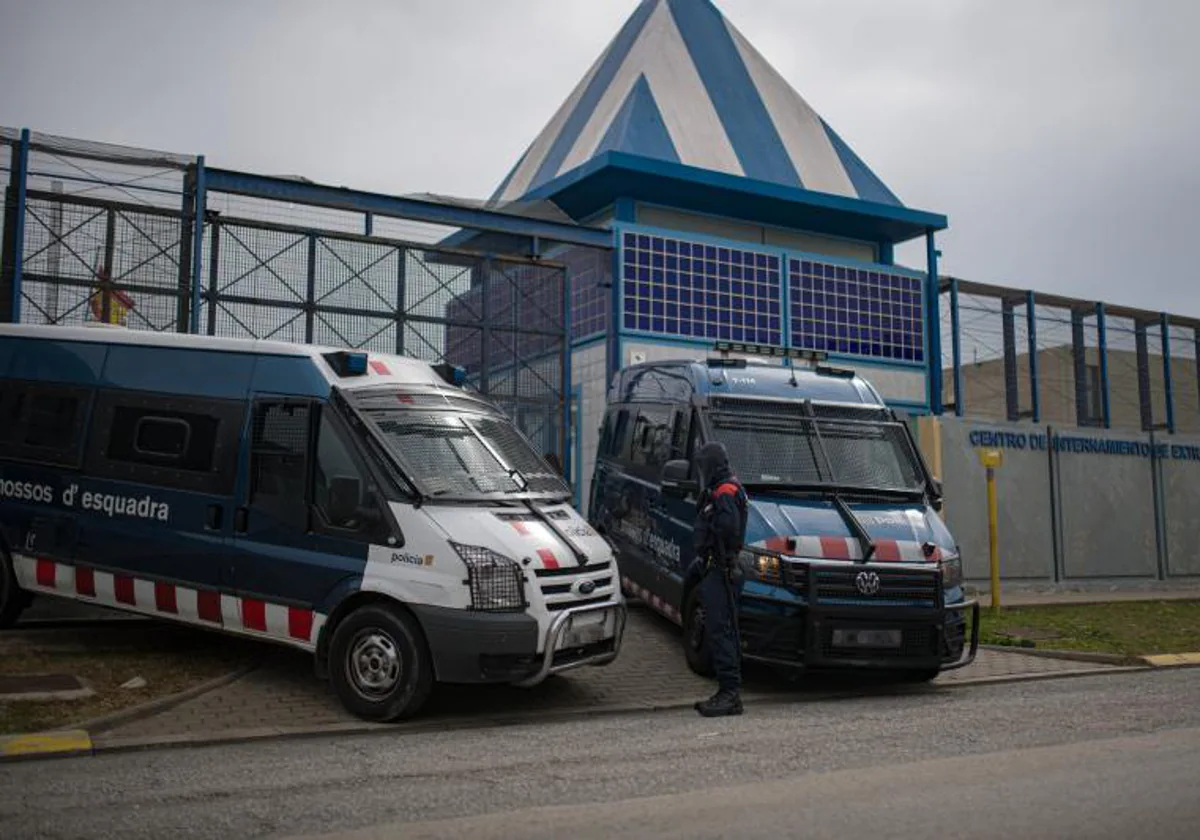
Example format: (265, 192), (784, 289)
(621, 233), (782, 345)
(789, 259), (925, 362)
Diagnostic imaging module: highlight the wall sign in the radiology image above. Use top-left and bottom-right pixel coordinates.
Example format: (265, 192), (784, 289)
(968, 429), (1200, 462)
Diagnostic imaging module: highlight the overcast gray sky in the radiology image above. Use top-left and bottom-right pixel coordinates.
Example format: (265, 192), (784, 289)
(2, 0), (1198, 318)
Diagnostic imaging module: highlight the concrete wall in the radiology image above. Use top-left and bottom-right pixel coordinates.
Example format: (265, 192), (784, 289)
(924, 416), (1200, 583)
(1163, 434), (1200, 576)
(1054, 426), (1158, 578)
(939, 419), (1056, 581)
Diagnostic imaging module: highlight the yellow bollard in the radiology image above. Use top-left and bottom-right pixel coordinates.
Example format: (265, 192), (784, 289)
(979, 448), (1003, 614)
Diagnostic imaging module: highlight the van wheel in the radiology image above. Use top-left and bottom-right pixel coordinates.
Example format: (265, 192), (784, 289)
(329, 604), (433, 722)
(682, 587), (714, 678)
(0, 549), (31, 629)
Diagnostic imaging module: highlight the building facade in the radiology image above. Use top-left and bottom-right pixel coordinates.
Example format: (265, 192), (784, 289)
(447, 0), (948, 507)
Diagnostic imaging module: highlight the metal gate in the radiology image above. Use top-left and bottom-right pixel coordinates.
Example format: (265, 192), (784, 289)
(201, 215), (569, 459)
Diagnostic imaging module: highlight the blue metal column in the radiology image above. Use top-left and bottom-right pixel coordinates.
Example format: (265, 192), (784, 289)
(1096, 303), (1111, 429)
(925, 232), (943, 414)
(10, 128), (31, 323)
(877, 241), (894, 266)
(1026, 290), (1040, 423)
(950, 275), (963, 416)
(364, 212), (374, 237)
(189, 155), (206, 334)
(609, 201), (635, 384)
(1161, 313), (1175, 434)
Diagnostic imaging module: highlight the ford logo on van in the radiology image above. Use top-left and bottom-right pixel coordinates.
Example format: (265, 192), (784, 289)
(574, 579), (597, 597)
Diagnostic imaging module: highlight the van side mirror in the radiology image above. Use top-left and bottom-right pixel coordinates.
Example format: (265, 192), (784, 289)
(930, 478), (944, 512)
(660, 459), (698, 497)
(327, 475), (363, 527)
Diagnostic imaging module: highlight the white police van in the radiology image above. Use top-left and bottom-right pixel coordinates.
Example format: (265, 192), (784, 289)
(0, 324), (625, 721)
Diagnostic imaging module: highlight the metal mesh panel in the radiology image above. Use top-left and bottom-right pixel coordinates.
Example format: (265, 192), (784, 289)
(709, 414), (824, 484)
(709, 408), (922, 491)
(471, 415), (567, 493)
(18, 194), (187, 331)
(816, 420), (923, 489)
(253, 403), (310, 454)
(374, 417), (519, 497)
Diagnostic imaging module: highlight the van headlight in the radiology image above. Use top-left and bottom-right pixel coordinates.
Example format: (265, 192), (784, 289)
(940, 555), (963, 590)
(450, 543), (526, 612)
(738, 549), (781, 584)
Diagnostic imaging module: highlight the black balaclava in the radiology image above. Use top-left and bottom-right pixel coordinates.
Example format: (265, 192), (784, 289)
(694, 441), (732, 490)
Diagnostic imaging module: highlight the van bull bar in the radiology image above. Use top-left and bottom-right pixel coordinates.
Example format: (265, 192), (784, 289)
(740, 559), (980, 671)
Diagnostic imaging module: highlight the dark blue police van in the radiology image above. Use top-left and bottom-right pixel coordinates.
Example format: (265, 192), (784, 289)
(589, 344), (978, 680)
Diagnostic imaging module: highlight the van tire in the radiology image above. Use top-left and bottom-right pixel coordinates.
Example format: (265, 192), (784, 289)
(682, 587), (714, 678)
(328, 603), (434, 722)
(0, 548), (30, 630)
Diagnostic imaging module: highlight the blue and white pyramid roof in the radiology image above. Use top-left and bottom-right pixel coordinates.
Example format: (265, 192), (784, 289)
(491, 0), (903, 208)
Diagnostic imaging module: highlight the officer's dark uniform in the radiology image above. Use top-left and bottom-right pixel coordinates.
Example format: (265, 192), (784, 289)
(689, 442), (749, 717)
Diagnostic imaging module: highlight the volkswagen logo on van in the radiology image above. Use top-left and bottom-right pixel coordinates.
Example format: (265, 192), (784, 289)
(854, 571), (881, 596)
(574, 579), (597, 597)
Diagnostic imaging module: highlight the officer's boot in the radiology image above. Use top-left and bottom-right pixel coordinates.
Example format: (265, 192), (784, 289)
(695, 688), (743, 717)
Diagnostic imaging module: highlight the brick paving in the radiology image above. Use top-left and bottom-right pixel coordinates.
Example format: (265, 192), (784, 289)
(89, 605), (1122, 743)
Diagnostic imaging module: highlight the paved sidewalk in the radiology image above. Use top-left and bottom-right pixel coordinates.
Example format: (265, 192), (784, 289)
(90, 606), (1125, 747)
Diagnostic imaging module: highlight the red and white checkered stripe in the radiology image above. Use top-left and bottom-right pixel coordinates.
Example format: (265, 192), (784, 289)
(753, 535), (944, 563)
(13, 555), (324, 649)
(503, 517), (567, 570)
(621, 575), (681, 624)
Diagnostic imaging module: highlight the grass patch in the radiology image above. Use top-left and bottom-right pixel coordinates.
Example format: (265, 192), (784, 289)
(0, 625), (255, 735)
(977, 600), (1200, 657)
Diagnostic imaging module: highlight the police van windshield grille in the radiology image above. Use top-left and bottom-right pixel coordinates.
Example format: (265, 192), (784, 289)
(367, 411), (569, 498)
(708, 405), (923, 492)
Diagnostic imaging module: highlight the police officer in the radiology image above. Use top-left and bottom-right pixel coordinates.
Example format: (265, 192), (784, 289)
(689, 441), (749, 717)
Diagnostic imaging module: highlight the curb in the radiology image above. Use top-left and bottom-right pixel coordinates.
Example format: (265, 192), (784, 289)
(1138, 652), (1200, 668)
(73, 662), (260, 735)
(979, 644), (1143, 667)
(0, 730), (93, 762)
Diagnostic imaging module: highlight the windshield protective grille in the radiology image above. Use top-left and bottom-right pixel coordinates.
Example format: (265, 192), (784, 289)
(374, 417), (520, 496)
(366, 410), (569, 498)
(709, 402), (923, 492)
(470, 417), (568, 493)
(817, 421), (923, 490)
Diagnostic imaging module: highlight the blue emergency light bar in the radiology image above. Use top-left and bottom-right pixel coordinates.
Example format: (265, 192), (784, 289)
(432, 362), (468, 387)
(324, 351), (370, 377)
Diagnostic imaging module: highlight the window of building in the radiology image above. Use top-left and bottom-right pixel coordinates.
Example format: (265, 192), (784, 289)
(1084, 364), (1104, 424)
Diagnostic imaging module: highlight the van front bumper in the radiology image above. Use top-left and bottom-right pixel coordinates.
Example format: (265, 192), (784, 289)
(514, 599), (628, 688)
(739, 595), (980, 673)
(411, 600), (627, 686)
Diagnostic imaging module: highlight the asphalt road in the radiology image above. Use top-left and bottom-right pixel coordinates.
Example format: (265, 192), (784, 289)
(3, 669), (1199, 840)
